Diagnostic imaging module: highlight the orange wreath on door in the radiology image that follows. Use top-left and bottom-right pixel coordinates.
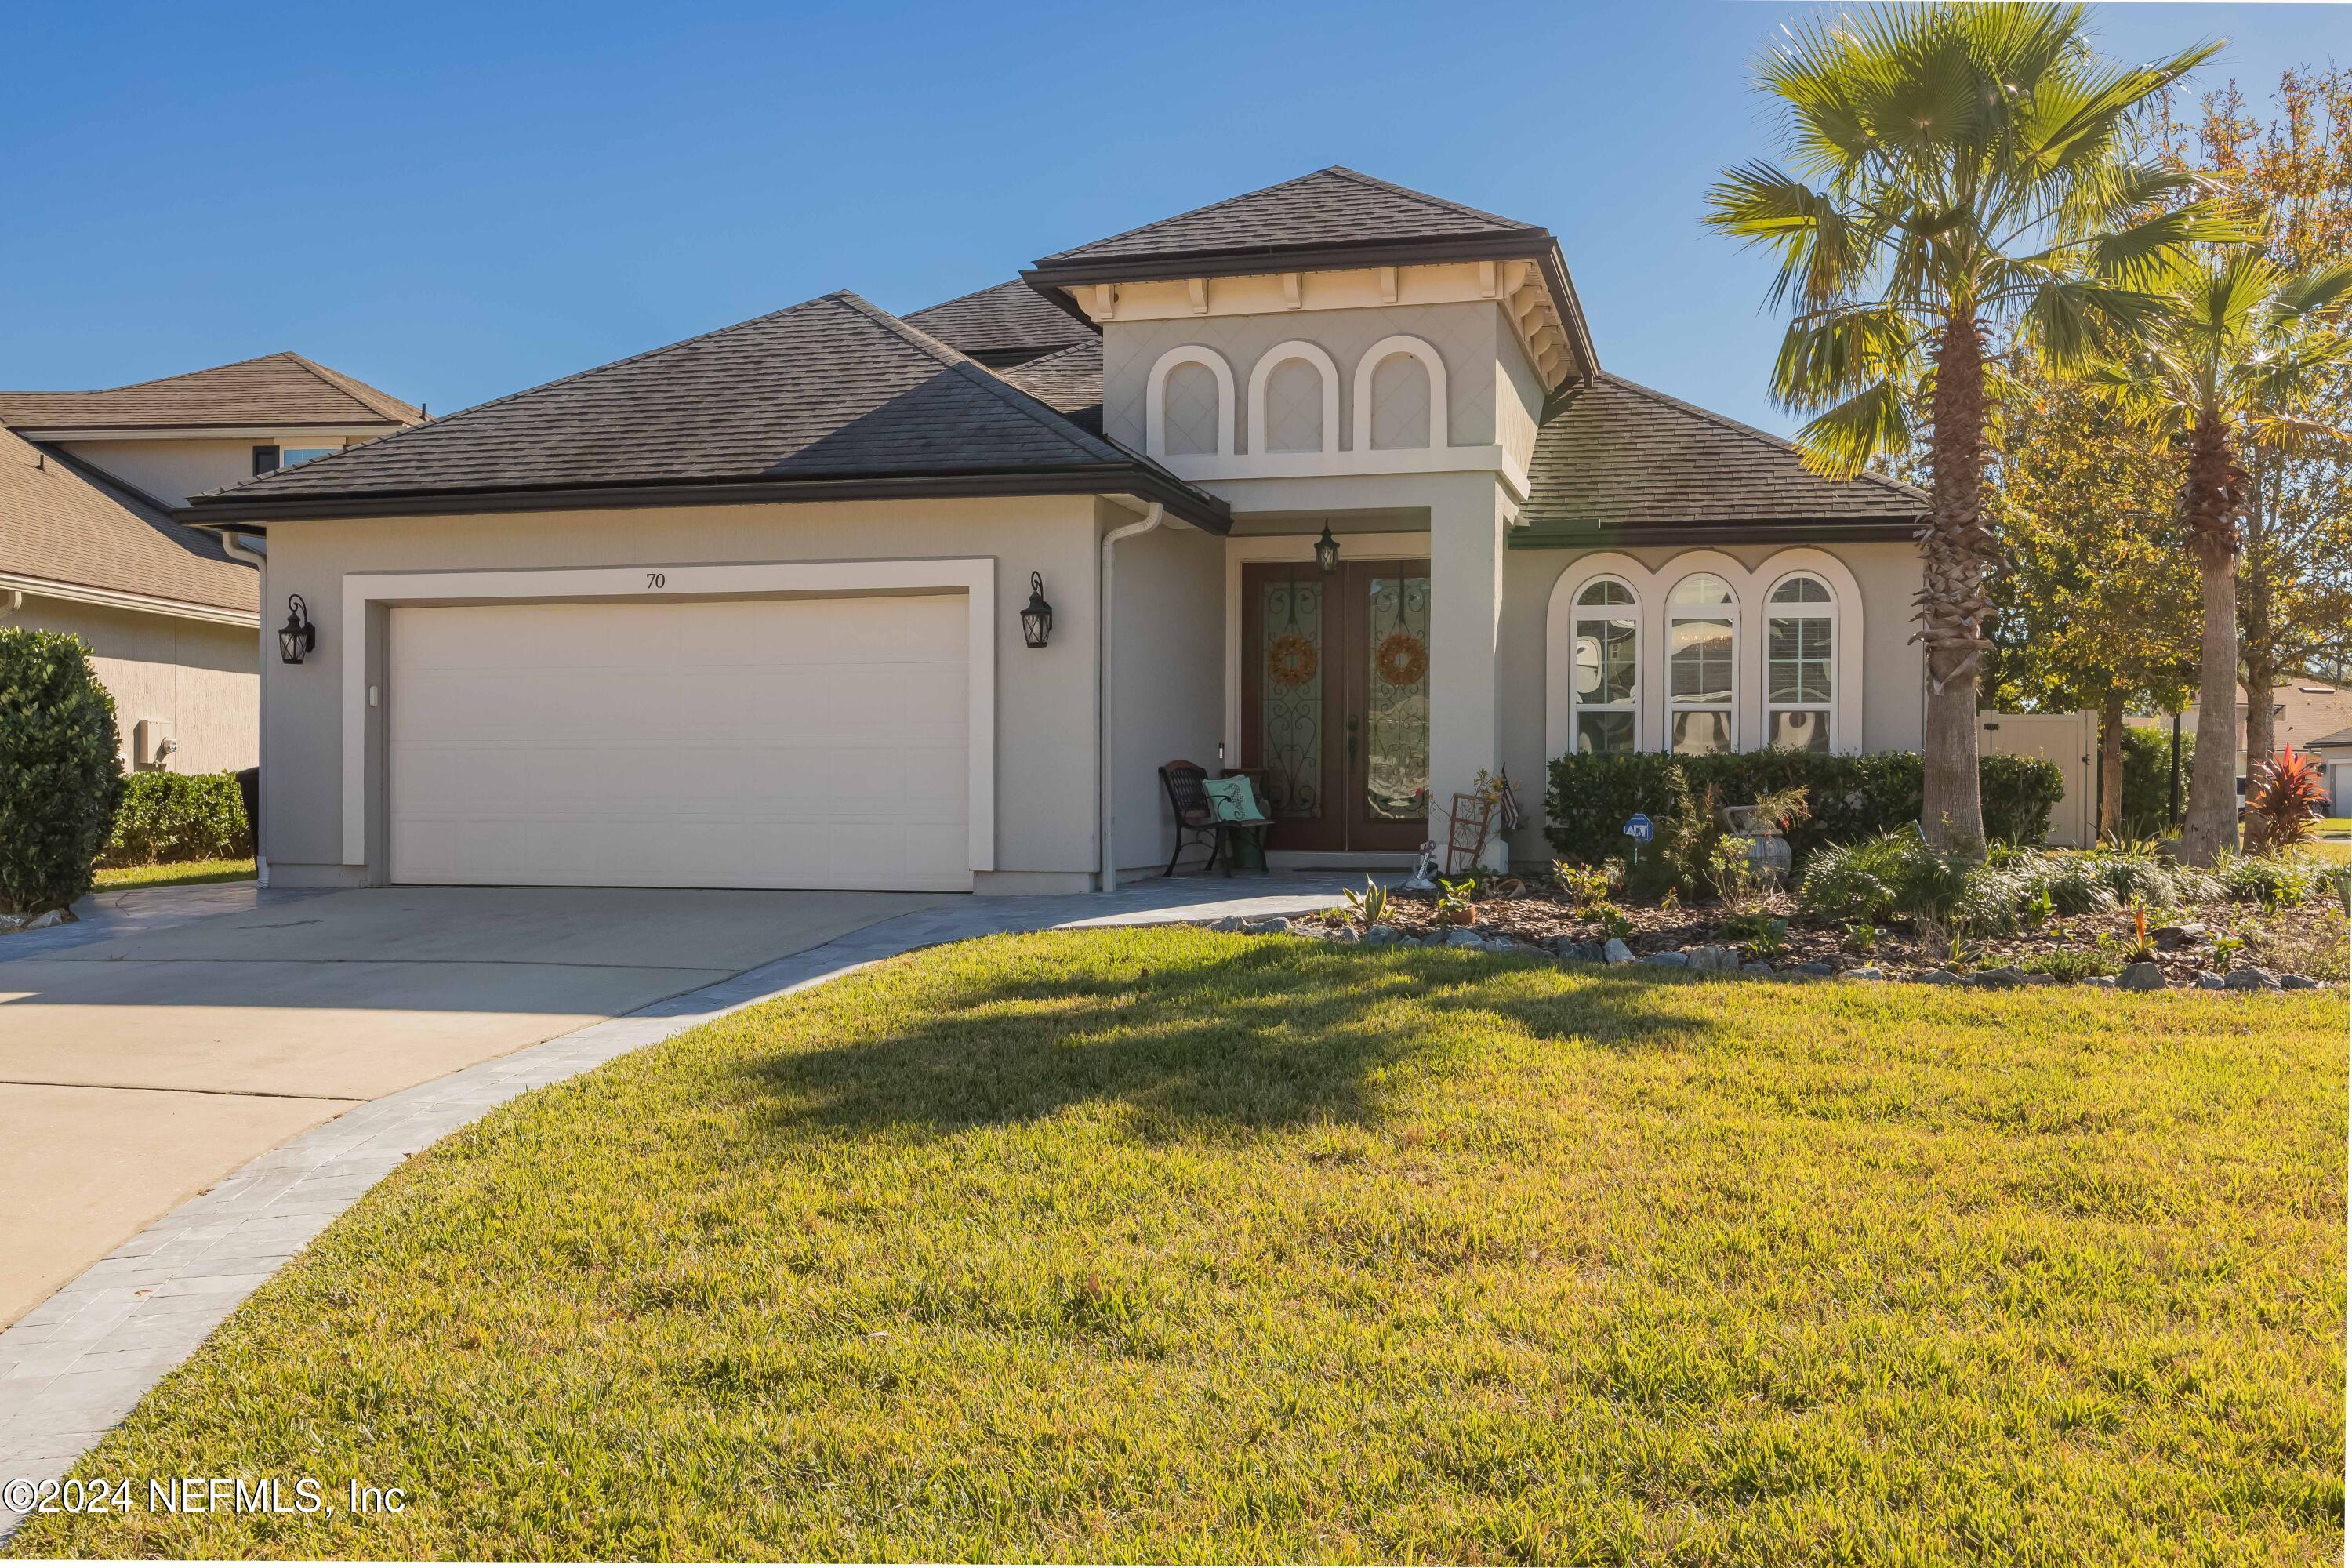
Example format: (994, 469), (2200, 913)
(1267, 633), (1319, 688)
(1374, 632), (1428, 688)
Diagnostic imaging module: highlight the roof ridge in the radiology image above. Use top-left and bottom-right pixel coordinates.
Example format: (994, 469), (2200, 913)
(1591, 372), (1926, 503)
(223, 295), (855, 496)
(1036, 167), (1336, 262)
(0, 350), (293, 401)
(1319, 166), (1534, 232)
(275, 352), (420, 423)
(830, 292), (1125, 462)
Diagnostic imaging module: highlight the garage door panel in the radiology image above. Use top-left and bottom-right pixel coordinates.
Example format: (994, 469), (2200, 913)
(390, 595), (971, 890)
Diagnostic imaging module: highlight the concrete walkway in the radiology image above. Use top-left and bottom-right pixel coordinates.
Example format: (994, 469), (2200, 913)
(0, 873), (1359, 1534)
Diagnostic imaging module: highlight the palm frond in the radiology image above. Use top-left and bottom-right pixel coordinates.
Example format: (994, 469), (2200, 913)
(2267, 262), (2352, 325)
(1770, 306), (1922, 409)
(1791, 379), (1915, 478)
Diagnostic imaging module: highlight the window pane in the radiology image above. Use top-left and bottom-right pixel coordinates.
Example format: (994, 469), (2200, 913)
(1576, 616), (1635, 703)
(1768, 615), (1832, 703)
(1769, 710), (1831, 752)
(1771, 575), (1831, 604)
(1670, 573), (1733, 608)
(1576, 710), (1635, 756)
(281, 447), (337, 466)
(1670, 618), (1733, 702)
(1577, 578), (1632, 608)
(1671, 710), (1731, 754)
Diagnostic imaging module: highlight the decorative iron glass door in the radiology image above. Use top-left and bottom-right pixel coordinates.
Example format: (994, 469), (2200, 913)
(1241, 559), (1430, 853)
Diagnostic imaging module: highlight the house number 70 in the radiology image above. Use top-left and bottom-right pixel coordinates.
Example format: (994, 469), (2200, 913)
(644, 572), (666, 589)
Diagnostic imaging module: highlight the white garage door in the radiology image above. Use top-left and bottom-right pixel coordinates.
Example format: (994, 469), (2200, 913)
(388, 594), (971, 890)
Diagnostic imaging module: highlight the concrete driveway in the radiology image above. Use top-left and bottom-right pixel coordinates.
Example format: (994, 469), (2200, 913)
(0, 884), (946, 1328)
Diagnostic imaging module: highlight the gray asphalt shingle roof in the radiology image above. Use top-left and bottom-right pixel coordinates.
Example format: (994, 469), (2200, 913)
(1523, 375), (1925, 529)
(993, 339), (1104, 430)
(191, 292), (1218, 524)
(1036, 167), (1542, 267)
(905, 281), (1093, 363)
(0, 352), (418, 430)
(0, 428), (255, 612)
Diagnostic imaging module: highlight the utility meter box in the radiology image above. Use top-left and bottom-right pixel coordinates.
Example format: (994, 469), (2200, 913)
(132, 717), (176, 769)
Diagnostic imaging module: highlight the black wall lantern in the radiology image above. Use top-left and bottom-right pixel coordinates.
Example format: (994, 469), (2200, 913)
(1312, 523), (1341, 575)
(278, 594), (317, 665)
(1019, 572), (1054, 648)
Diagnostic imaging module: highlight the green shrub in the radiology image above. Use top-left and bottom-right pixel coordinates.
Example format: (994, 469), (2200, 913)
(1795, 829), (1979, 924)
(1543, 750), (2064, 863)
(104, 771), (254, 866)
(0, 629), (124, 915)
(2213, 852), (2311, 909)
(2119, 723), (2193, 839)
(2028, 947), (2119, 982)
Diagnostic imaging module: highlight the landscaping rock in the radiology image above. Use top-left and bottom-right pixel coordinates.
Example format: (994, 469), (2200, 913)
(1740, 961), (1773, 975)
(1323, 926), (1360, 944)
(1441, 928), (1489, 949)
(1641, 950), (1691, 967)
(1244, 917), (1293, 936)
(20, 909), (66, 931)
(2085, 975), (2117, 989)
(2194, 972), (2227, 989)
(1915, 969), (1962, 985)
(1683, 944), (1739, 973)
(2221, 967), (2279, 992)
(1787, 961), (1837, 978)
(2117, 962), (2165, 992)
(2021, 970), (2057, 985)
(1840, 967), (1887, 982)
(2153, 923), (2208, 952)
(1363, 924), (1403, 946)
(1207, 916), (1248, 933)
(1603, 938), (1635, 965)
(2281, 974), (2320, 990)
(1969, 965), (2027, 989)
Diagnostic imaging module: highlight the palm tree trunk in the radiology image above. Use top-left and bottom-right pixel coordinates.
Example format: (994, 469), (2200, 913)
(2240, 456), (2277, 774)
(2099, 687), (2125, 841)
(1918, 315), (1993, 856)
(2179, 413), (2246, 866)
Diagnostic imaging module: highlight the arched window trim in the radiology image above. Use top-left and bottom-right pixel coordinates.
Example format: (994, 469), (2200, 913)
(1145, 344), (1236, 459)
(1567, 575), (1640, 757)
(1245, 339), (1341, 456)
(1349, 334), (1449, 451)
(1664, 570), (1740, 755)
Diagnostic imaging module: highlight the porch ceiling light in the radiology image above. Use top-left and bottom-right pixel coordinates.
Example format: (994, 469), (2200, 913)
(278, 594), (317, 665)
(1020, 572), (1054, 649)
(1313, 523), (1340, 575)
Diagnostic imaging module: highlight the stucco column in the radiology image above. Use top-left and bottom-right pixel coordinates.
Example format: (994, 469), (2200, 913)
(1427, 475), (1512, 870)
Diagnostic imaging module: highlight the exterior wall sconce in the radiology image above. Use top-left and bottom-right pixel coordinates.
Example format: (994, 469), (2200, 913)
(278, 594), (317, 665)
(1019, 572), (1054, 648)
(1312, 523), (1341, 575)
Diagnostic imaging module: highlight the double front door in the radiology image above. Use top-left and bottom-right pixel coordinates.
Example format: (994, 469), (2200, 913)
(1240, 559), (1431, 853)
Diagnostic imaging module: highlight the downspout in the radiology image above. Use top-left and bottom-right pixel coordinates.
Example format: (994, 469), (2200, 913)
(1098, 503), (1165, 892)
(220, 532), (270, 888)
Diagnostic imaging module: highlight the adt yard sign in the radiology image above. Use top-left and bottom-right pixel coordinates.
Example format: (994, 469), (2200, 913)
(1624, 812), (1654, 843)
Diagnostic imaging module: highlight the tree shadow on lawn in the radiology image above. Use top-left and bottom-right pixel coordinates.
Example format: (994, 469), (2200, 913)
(728, 937), (1722, 1142)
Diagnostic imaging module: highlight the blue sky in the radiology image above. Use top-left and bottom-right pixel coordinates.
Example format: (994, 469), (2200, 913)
(1, 2), (2338, 435)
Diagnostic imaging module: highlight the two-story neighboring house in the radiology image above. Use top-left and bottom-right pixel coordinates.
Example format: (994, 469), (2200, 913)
(0, 353), (419, 773)
(179, 168), (1927, 892)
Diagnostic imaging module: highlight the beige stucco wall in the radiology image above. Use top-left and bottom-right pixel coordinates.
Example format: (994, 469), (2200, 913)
(1107, 508), (1225, 874)
(1498, 539), (1926, 863)
(1102, 301), (1512, 455)
(1, 593), (258, 774)
(58, 438), (274, 507)
(252, 494), (1168, 891)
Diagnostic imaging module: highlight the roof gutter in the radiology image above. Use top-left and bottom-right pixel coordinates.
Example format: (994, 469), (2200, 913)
(181, 464), (1232, 534)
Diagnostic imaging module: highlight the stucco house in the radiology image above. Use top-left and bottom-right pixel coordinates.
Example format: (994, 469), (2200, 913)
(181, 168), (1927, 894)
(0, 353), (418, 773)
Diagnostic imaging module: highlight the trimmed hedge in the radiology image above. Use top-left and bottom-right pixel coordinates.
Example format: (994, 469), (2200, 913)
(0, 629), (124, 915)
(2119, 722), (2192, 840)
(1543, 749), (2066, 864)
(105, 771), (254, 866)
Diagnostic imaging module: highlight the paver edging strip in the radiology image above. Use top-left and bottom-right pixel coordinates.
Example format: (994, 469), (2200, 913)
(0, 877), (1356, 1537)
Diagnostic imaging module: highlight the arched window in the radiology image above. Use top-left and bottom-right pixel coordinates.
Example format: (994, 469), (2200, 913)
(1161, 362), (1222, 456)
(1668, 573), (1736, 753)
(1570, 578), (1638, 755)
(1262, 358), (1326, 452)
(1766, 575), (1835, 751)
(1366, 352), (1433, 449)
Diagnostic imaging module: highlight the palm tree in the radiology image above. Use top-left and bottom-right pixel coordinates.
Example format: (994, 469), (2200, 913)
(2085, 249), (2352, 862)
(1706, 3), (2233, 855)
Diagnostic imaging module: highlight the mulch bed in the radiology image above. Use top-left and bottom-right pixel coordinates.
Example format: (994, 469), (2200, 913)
(1338, 885), (2343, 985)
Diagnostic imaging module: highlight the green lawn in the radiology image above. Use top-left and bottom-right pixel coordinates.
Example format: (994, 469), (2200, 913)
(12, 931), (2344, 1563)
(89, 858), (256, 891)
